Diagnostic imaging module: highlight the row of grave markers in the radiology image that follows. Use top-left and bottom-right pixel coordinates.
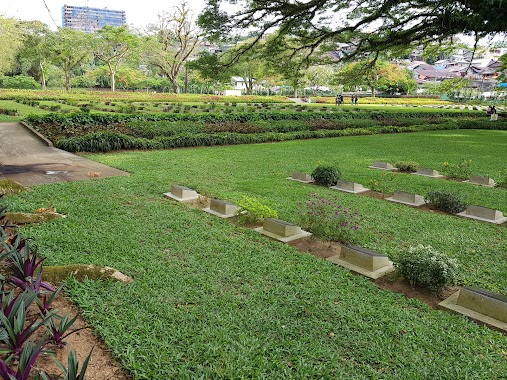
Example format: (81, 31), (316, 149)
(163, 184), (507, 333)
(289, 165), (506, 225)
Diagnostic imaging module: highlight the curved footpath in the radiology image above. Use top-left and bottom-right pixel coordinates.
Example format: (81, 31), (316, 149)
(0, 123), (128, 186)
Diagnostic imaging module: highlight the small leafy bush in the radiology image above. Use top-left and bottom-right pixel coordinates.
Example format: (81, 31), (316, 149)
(396, 244), (459, 294)
(367, 171), (397, 193)
(425, 190), (466, 213)
(395, 161), (418, 173)
(311, 165), (341, 187)
(442, 158), (473, 179)
(237, 196), (277, 224)
(298, 193), (363, 243)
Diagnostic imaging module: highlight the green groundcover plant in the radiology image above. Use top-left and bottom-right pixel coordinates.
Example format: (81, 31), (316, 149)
(237, 196), (278, 224)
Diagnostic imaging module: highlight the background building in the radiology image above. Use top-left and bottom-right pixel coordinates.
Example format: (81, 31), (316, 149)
(62, 4), (126, 33)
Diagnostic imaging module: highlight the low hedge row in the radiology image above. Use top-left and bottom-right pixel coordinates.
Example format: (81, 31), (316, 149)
(25, 110), (481, 128)
(55, 122), (469, 152)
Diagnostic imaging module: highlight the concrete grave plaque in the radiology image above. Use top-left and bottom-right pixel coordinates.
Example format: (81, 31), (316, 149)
(254, 218), (311, 242)
(368, 161), (397, 171)
(327, 245), (394, 279)
(465, 176), (496, 187)
(386, 191), (426, 207)
(163, 185), (199, 202)
(439, 287), (507, 332)
(457, 205), (507, 224)
(203, 198), (240, 218)
(288, 172), (314, 183)
(413, 167), (444, 178)
(330, 180), (369, 194)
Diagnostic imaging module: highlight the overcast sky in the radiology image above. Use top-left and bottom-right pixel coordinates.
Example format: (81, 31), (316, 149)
(0, 0), (206, 30)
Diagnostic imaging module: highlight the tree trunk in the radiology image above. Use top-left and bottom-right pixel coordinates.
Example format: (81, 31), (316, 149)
(371, 86), (376, 97)
(111, 70), (116, 92)
(170, 78), (180, 93)
(65, 70), (71, 91)
(39, 61), (46, 90)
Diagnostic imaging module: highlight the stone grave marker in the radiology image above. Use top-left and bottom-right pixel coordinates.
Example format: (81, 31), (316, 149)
(330, 180), (369, 194)
(203, 199), (240, 218)
(439, 287), (507, 332)
(386, 191), (426, 207)
(254, 218), (311, 242)
(288, 172), (314, 183)
(164, 185), (199, 202)
(368, 161), (397, 171)
(465, 175), (496, 187)
(413, 167), (445, 178)
(457, 205), (507, 224)
(327, 245), (394, 279)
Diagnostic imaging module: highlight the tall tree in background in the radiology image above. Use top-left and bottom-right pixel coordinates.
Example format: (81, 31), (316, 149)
(17, 21), (52, 89)
(144, 1), (201, 93)
(48, 28), (93, 91)
(94, 26), (140, 92)
(199, 0), (506, 64)
(335, 60), (416, 96)
(0, 17), (25, 75)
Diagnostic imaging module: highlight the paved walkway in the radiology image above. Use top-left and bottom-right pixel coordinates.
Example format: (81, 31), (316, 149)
(0, 123), (128, 186)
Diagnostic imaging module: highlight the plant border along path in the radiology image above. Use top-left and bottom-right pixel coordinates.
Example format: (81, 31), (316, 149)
(6, 129), (507, 379)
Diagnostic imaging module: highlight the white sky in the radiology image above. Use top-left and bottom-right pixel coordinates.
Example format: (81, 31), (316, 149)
(0, 0), (206, 30)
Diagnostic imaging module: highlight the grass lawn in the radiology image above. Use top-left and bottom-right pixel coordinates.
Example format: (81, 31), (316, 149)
(5, 129), (507, 379)
(0, 100), (49, 118)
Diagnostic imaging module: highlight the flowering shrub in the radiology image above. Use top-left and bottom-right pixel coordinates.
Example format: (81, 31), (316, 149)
(442, 158), (473, 179)
(298, 193), (363, 243)
(367, 171), (397, 193)
(396, 245), (459, 294)
(495, 169), (507, 188)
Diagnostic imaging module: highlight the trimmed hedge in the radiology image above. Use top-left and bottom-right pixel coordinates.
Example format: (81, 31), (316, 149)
(55, 122), (463, 152)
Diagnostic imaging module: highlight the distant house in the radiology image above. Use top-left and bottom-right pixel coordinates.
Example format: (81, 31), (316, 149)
(231, 76), (256, 91)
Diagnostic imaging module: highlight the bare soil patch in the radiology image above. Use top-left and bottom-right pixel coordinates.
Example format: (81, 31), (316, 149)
(35, 295), (131, 380)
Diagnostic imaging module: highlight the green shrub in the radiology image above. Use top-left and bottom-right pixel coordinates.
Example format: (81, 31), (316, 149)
(395, 161), (418, 173)
(311, 165), (341, 186)
(396, 244), (459, 294)
(0, 75), (39, 89)
(425, 190), (466, 213)
(442, 158), (473, 179)
(237, 196), (277, 225)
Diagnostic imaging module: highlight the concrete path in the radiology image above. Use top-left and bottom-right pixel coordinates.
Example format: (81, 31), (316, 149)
(0, 123), (128, 186)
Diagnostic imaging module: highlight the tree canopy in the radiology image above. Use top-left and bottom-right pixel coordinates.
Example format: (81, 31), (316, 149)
(199, 0), (506, 63)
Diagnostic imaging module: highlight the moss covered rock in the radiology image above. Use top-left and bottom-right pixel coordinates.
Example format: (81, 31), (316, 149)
(43, 264), (133, 284)
(0, 180), (28, 196)
(5, 212), (64, 225)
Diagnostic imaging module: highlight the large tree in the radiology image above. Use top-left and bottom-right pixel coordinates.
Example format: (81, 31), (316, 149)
(17, 21), (52, 89)
(144, 1), (201, 93)
(48, 28), (93, 91)
(0, 17), (25, 74)
(199, 0), (506, 63)
(335, 60), (417, 96)
(94, 26), (140, 92)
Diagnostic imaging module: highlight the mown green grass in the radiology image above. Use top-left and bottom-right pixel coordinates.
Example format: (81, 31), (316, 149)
(0, 99), (49, 119)
(5, 129), (507, 379)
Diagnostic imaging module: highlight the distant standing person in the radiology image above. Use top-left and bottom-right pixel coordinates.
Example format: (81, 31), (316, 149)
(354, 96), (359, 105)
